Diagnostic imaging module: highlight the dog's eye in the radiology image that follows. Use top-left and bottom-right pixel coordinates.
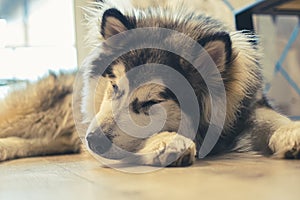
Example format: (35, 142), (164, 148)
(141, 100), (161, 108)
(131, 99), (164, 114)
(112, 84), (119, 93)
(112, 84), (124, 99)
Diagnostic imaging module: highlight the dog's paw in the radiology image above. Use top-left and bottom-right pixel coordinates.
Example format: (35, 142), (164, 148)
(0, 144), (10, 162)
(269, 122), (300, 159)
(136, 132), (196, 167)
(167, 141), (196, 167)
(0, 138), (28, 162)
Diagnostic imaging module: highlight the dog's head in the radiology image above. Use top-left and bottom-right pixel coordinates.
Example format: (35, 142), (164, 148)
(81, 7), (235, 159)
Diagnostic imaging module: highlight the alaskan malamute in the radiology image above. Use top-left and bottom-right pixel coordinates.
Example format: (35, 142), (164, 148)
(0, 0), (299, 167)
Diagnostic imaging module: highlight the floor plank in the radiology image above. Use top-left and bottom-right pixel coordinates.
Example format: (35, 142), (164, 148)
(0, 152), (299, 200)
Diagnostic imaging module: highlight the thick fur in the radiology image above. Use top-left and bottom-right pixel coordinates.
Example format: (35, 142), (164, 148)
(0, 73), (80, 160)
(0, 0), (299, 166)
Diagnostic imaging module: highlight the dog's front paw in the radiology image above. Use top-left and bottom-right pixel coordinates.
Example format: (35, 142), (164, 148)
(167, 141), (196, 167)
(137, 132), (196, 167)
(269, 122), (300, 159)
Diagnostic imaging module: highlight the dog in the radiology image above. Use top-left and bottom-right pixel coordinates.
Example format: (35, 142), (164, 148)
(0, 0), (299, 167)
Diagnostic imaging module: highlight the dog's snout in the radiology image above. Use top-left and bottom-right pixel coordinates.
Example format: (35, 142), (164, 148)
(86, 130), (112, 155)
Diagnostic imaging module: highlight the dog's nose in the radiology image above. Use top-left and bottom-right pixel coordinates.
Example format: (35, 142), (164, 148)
(86, 130), (112, 155)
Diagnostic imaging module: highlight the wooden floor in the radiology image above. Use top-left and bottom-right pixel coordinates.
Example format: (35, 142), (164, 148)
(0, 152), (299, 200)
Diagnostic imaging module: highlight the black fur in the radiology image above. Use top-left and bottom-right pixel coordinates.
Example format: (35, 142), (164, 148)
(198, 32), (232, 65)
(101, 8), (135, 38)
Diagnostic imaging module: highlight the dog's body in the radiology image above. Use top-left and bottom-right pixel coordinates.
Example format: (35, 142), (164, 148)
(0, 0), (299, 166)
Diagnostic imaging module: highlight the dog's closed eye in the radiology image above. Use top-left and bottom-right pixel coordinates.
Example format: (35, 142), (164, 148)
(141, 100), (162, 108)
(131, 98), (164, 114)
(112, 84), (119, 93)
(112, 84), (124, 99)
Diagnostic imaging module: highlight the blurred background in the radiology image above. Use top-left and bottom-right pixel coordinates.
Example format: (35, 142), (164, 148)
(0, 0), (77, 79)
(0, 0), (299, 119)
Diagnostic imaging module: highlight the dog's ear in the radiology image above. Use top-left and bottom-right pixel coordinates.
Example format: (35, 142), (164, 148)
(198, 32), (232, 71)
(101, 8), (134, 39)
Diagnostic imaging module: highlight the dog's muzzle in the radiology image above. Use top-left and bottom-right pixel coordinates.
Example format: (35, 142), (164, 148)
(86, 129), (112, 155)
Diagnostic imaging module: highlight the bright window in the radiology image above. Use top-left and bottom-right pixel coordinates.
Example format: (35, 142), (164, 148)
(0, 0), (77, 81)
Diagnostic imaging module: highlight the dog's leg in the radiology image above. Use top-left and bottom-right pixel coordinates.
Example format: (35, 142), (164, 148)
(0, 133), (80, 162)
(0, 112), (82, 161)
(249, 107), (300, 158)
(0, 88), (83, 162)
(130, 132), (196, 167)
